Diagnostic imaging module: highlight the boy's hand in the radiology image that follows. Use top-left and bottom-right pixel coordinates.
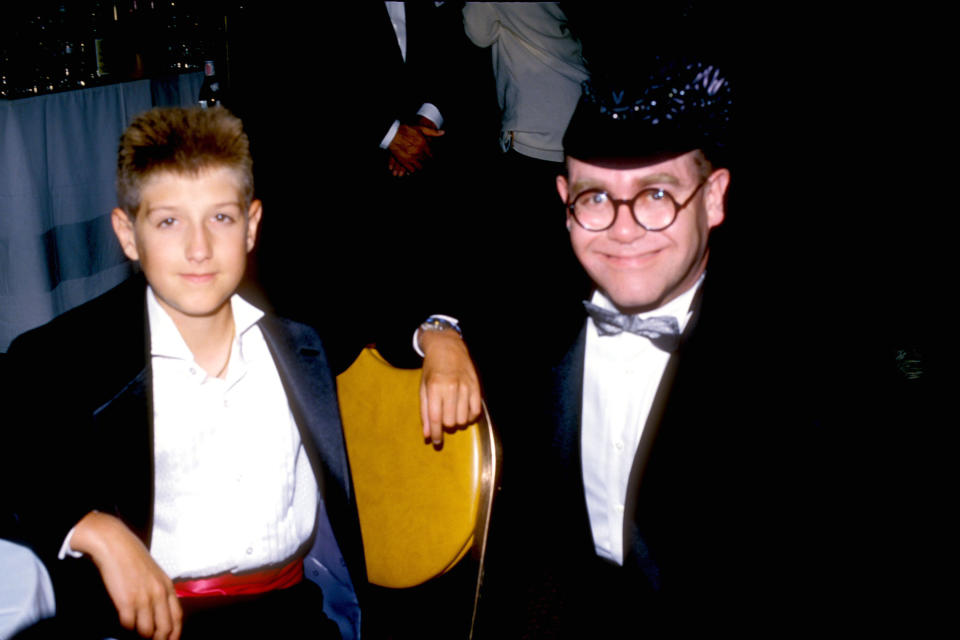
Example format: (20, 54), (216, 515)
(71, 511), (182, 640)
(419, 329), (482, 445)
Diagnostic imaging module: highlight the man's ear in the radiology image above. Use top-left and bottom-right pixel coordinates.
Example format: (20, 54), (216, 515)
(704, 168), (730, 229)
(111, 208), (140, 262)
(245, 199), (263, 253)
(556, 174), (569, 203)
(557, 175), (573, 230)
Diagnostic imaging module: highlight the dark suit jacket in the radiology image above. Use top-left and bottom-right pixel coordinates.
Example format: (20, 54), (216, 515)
(480, 269), (812, 636)
(6, 275), (366, 635)
(355, 2), (451, 149)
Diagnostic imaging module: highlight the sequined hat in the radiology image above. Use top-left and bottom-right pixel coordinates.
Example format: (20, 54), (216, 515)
(563, 58), (733, 168)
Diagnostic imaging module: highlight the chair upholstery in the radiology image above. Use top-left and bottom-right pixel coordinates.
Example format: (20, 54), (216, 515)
(336, 347), (499, 635)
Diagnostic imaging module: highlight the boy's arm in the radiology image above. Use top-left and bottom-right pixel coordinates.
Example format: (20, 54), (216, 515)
(70, 511), (182, 640)
(418, 327), (482, 445)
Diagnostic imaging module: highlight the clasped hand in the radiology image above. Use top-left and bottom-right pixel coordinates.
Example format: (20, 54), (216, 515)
(387, 119), (445, 177)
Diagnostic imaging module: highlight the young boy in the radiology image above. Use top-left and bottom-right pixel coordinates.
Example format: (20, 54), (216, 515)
(7, 106), (478, 639)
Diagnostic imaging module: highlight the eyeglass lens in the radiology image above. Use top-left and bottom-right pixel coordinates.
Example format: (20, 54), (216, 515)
(572, 189), (677, 231)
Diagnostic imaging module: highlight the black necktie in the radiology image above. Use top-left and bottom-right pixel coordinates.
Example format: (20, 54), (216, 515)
(583, 301), (681, 352)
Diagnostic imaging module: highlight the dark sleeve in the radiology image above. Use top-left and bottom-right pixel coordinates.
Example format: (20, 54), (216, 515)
(4, 281), (153, 565)
(5, 328), (99, 559)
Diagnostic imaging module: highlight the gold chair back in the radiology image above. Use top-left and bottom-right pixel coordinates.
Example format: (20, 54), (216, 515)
(336, 347), (499, 602)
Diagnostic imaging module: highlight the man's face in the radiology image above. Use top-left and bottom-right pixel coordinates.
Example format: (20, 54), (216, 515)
(111, 167), (261, 329)
(557, 151), (728, 314)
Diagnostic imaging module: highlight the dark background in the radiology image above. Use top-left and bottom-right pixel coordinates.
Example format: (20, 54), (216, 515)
(2, 0), (948, 631)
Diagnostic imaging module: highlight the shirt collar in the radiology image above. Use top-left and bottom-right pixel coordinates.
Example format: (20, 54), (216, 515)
(146, 287), (265, 362)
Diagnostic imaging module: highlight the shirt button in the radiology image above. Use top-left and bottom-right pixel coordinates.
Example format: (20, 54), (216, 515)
(246, 547), (253, 555)
(614, 441), (624, 451)
(614, 504), (625, 513)
(189, 367), (197, 376)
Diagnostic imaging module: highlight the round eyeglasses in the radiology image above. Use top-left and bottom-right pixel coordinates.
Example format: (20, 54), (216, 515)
(567, 180), (708, 232)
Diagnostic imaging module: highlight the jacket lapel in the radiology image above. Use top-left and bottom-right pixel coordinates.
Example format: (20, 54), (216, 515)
(259, 316), (352, 500)
(88, 276), (154, 543)
(258, 316), (365, 637)
(621, 279), (708, 582)
(551, 325), (586, 473)
(550, 326), (609, 558)
(91, 367), (153, 542)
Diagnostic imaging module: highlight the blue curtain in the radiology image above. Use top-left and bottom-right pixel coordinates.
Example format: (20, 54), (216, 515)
(0, 73), (202, 351)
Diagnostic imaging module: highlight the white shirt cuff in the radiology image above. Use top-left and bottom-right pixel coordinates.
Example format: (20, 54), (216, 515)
(380, 119), (402, 149)
(58, 525), (84, 560)
(417, 103), (443, 129)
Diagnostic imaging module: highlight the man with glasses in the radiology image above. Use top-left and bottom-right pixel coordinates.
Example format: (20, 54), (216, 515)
(479, 59), (807, 634)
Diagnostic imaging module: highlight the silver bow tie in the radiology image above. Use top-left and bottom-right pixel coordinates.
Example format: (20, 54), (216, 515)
(583, 301), (681, 351)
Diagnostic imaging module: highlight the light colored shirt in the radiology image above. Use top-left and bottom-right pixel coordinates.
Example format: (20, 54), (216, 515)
(463, 2), (588, 162)
(146, 288), (319, 579)
(58, 290), (319, 577)
(581, 277), (703, 565)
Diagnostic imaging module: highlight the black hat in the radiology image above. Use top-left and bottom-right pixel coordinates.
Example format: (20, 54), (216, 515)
(562, 58), (733, 168)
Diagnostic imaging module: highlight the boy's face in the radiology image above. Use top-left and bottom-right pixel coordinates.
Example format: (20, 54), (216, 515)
(557, 151), (728, 314)
(111, 167), (261, 327)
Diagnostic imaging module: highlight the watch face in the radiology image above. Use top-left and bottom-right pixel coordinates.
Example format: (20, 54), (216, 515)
(422, 317), (461, 335)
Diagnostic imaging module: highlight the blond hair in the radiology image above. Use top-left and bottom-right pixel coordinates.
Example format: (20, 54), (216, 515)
(116, 106), (253, 215)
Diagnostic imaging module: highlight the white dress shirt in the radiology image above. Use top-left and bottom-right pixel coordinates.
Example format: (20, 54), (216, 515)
(147, 288), (318, 579)
(581, 277), (703, 565)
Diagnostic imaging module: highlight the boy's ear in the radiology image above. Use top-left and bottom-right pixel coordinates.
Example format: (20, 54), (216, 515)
(111, 208), (140, 262)
(245, 199), (263, 253)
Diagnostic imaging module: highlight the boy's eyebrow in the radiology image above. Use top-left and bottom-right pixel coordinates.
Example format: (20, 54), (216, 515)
(210, 201), (243, 209)
(146, 201), (242, 214)
(145, 204), (180, 214)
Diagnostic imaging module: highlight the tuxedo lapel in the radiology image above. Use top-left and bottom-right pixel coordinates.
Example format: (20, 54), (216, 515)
(620, 281), (708, 583)
(87, 276), (155, 543)
(551, 325), (586, 472)
(259, 316), (352, 502)
(549, 326), (609, 558)
(91, 367), (153, 542)
(619, 278), (720, 588)
(619, 349), (679, 588)
(259, 316), (365, 637)
(624, 278), (707, 508)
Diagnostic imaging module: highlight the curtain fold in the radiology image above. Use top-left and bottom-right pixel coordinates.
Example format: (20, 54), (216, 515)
(1, 72), (202, 351)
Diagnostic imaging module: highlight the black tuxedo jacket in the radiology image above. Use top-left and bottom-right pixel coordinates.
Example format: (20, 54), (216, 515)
(480, 271), (811, 635)
(6, 275), (366, 633)
(546, 278), (759, 590)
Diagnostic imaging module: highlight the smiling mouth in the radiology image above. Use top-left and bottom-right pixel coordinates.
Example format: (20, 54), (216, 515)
(601, 249), (662, 267)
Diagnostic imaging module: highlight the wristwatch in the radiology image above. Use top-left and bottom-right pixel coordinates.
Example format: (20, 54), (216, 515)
(414, 314), (462, 355)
